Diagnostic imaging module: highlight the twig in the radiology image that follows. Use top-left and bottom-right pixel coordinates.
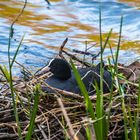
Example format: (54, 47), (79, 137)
(108, 122), (118, 137)
(59, 38), (68, 59)
(45, 0), (51, 5)
(59, 38), (91, 66)
(57, 97), (79, 140)
(72, 49), (99, 58)
(37, 124), (48, 140)
(62, 50), (91, 67)
(41, 81), (83, 100)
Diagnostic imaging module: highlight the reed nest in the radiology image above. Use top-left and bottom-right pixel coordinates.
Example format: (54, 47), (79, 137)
(0, 39), (140, 139)
(0, 57), (140, 140)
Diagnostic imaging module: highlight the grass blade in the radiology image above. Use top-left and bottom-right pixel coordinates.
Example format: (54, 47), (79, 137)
(25, 84), (40, 140)
(10, 34), (25, 68)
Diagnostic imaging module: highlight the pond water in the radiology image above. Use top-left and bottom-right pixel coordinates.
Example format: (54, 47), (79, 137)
(0, 0), (140, 75)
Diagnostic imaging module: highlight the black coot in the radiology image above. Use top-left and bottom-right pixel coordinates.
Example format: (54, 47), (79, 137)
(42, 58), (112, 95)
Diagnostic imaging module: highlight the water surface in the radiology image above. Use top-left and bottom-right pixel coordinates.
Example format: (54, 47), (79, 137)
(0, 0), (140, 74)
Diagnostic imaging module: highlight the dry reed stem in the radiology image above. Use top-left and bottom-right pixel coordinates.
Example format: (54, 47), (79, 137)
(57, 96), (79, 140)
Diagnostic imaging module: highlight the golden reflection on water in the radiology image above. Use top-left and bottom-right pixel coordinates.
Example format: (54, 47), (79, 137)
(0, 0), (51, 24)
(0, 0), (140, 54)
(118, 0), (140, 7)
(33, 24), (69, 34)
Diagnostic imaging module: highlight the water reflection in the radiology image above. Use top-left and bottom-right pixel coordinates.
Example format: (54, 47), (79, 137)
(119, 0), (140, 8)
(0, 0), (140, 74)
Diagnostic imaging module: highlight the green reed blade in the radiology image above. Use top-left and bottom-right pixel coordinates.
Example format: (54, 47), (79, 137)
(25, 84), (40, 140)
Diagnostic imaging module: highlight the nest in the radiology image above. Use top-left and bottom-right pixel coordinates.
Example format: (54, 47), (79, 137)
(0, 38), (140, 139)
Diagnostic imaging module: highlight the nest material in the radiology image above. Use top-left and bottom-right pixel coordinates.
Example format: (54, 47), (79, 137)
(0, 59), (139, 140)
(0, 39), (140, 139)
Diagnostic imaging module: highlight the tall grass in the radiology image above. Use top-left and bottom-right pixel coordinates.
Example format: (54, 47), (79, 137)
(0, 0), (41, 139)
(25, 84), (40, 140)
(0, 26), (24, 139)
(70, 3), (140, 140)
(0, 19), (40, 140)
(70, 3), (114, 140)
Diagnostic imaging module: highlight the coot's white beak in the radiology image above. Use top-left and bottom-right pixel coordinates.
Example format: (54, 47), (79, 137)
(36, 66), (51, 76)
(41, 66), (50, 73)
(40, 66), (50, 74)
(36, 58), (56, 76)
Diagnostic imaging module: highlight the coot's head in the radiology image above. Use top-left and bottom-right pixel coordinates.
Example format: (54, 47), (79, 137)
(48, 58), (71, 80)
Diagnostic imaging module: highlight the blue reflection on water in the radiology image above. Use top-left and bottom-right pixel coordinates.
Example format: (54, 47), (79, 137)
(0, 0), (140, 75)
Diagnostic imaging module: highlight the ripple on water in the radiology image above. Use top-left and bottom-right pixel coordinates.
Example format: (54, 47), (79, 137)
(0, 0), (140, 75)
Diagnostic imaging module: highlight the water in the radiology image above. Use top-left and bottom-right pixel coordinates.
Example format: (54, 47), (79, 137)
(0, 0), (140, 75)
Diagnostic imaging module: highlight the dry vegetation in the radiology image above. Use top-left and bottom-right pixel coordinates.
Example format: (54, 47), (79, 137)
(0, 46), (139, 139)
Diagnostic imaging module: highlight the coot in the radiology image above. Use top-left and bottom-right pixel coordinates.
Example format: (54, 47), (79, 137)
(41, 58), (112, 95)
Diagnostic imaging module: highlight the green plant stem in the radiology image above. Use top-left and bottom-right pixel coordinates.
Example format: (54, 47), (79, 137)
(115, 16), (123, 74)
(99, 2), (104, 139)
(25, 84), (40, 140)
(8, 27), (22, 139)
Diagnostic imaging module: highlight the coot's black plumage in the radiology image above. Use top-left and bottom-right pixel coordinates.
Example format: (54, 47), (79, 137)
(42, 58), (112, 95)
